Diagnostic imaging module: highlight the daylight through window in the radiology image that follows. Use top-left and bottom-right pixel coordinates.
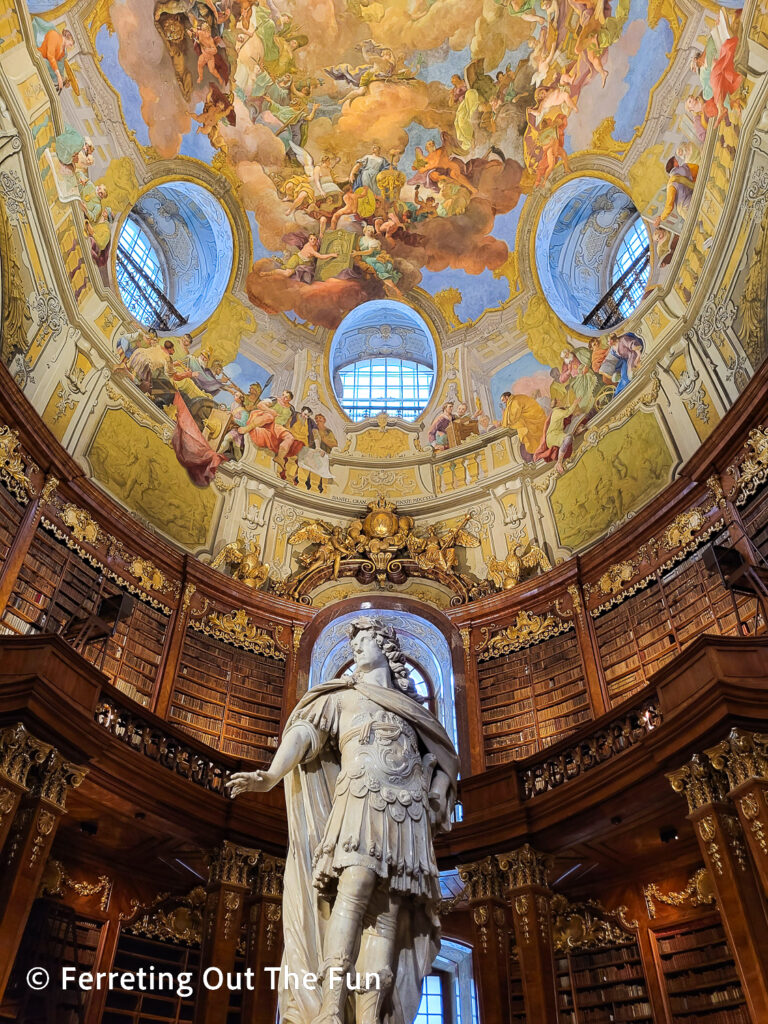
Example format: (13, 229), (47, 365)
(337, 357), (434, 422)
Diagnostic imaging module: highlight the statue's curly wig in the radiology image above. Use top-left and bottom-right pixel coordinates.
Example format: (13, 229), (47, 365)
(347, 617), (425, 703)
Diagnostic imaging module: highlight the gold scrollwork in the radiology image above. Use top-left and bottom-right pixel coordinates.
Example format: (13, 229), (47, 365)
(550, 895), (637, 952)
(728, 426), (768, 504)
(478, 611), (573, 660)
(643, 868), (715, 919)
(0, 424), (35, 503)
(41, 859), (113, 912)
(193, 609), (286, 661)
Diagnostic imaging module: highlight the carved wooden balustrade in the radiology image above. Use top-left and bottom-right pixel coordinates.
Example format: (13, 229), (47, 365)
(517, 695), (662, 800)
(94, 695), (232, 794)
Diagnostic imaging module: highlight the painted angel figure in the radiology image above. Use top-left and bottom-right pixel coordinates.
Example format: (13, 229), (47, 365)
(487, 540), (552, 590)
(289, 520), (356, 578)
(227, 617), (459, 1024)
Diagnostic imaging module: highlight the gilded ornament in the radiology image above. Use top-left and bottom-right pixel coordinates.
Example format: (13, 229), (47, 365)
(738, 791), (768, 855)
(486, 540), (551, 591)
(478, 611), (572, 661)
(705, 728), (768, 789)
(662, 507), (708, 551)
(33, 750), (88, 810)
(198, 609), (286, 661)
(593, 559), (639, 597)
(551, 895), (636, 952)
(41, 860), (113, 912)
(0, 723), (52, 787)
(129, 556), (167, 593)
(643, 868), (715, 918)
(181, 583), (196, 613)
(497, 846), (552, 890)
(210, 537), (270, 589)
(125, 887), (205, 945)
(458, 856), (506, 902)
(667, 754), (729, 813)
(0, 424), (33, 502)
(59, 503), (102, 546)
(728, 426), (768, 504)
(292, 625), (304, 654)
(209, 840), (260, 887)
(286, 498), (481, 600)
(39, 475), (59, 504)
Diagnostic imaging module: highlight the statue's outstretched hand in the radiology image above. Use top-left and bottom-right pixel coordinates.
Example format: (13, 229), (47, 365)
(226, 769), (275, 797)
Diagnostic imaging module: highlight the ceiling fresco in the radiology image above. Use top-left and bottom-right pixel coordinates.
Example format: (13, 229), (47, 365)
(0, 0), (765, 604)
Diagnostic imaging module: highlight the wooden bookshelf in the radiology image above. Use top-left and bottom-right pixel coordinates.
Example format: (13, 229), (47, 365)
(509, 954), (526, 1023)
(0, 524), (167, 706)
(593, 554), (758, 707)
(101, 933), (245, 1024)
(567, 940), (652, 1023)
(100, 933), (200, 1024)
(478, 631), (589, 767)
(556, 952), (576, 1024)
(0, 483), (23, 574)
(170, 630), (284, 763)
(83, 599), (168, 708)
(653, 918), (748, 1023)
(5, 899), (103, 1024)
(743, 484), (768, 563)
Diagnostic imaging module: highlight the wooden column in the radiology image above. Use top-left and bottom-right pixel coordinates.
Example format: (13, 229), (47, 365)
(279, 625), (303, 731)
(241, 854), (284, 1024)
(707, 728), (768, 898)
(568, 578), (609, 717)
(0, 723), (51, 855)
(194, 841), (259, 1024)
(153, 581), (194, 719)
(0, 747), (87, 1001)
(668, 753), (768, 1023)
(497, 846), (559, 1024)
(0, 476), (57, 617)
(458, 856), (512, 1023)
(459, 626), (485, 775)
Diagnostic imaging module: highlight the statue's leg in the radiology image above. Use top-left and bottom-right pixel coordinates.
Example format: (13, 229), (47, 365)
(315, 865), (377, 1024)
(356, 891), (401, 1024)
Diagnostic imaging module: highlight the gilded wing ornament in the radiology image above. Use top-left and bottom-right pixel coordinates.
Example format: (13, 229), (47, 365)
(210, 537), (245, 571)
(521, 543), (551, 573)
(488, 553), (520, 590)
(288, 520), (334, 547)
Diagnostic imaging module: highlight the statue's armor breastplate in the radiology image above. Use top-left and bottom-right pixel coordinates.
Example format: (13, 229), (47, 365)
(337, 694), (426, 809)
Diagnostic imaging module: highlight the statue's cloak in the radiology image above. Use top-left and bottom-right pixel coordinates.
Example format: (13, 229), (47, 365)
(278, 677), (460, 1024)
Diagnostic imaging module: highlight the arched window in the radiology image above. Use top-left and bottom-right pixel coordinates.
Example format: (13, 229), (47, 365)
(115, 181), (233, 333)
(414, 939), (480, 1023)
(115, 217), (173, 330)
(610, 217), (651, 320)
(337, 356), (434, 422)
(329, 300), (438, 423)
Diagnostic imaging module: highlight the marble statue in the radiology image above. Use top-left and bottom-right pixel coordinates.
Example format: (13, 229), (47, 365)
(227, 616), (459, 1024)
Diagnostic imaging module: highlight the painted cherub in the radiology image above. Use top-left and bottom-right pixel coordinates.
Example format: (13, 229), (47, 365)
(190, 19), (227, 87)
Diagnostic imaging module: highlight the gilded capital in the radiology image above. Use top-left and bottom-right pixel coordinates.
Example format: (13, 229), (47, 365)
(30, 750), (87, 810)
(255, 853), (285, 898)
(0, 723), (52, 788)
(667, 753), (729, 813)
(497, 844), (552, 890)
(458, 855), (507, 902)
(208, 840), (260, 888)
(705, 729), (768, 791)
